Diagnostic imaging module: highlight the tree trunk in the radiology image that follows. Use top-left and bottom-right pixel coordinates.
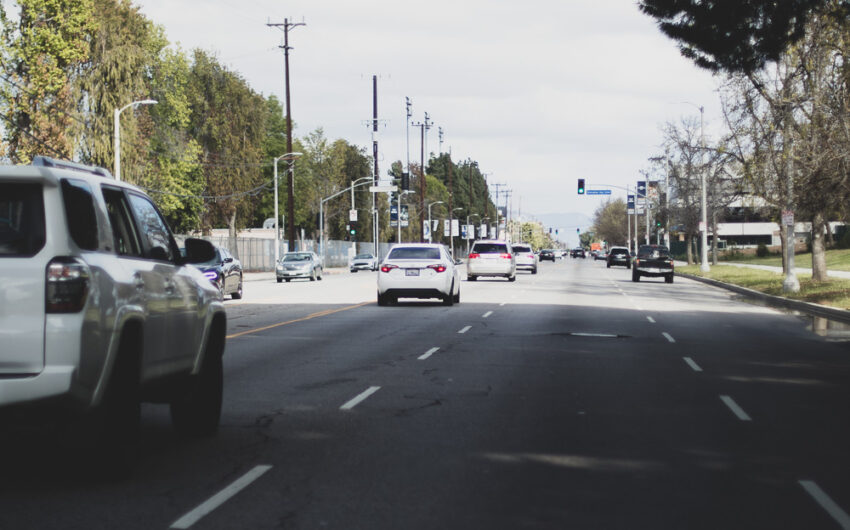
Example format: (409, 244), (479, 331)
(812, 211), (828, 282)
(686, 234), (694, 265)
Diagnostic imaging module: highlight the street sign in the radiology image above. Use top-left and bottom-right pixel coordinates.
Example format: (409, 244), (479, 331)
(637, 180), (646, 197)
(586, 189), (611, 195)
(369, 185), (397, 193)
(349, 209), (358, 222)
(782, 210), (794, 226)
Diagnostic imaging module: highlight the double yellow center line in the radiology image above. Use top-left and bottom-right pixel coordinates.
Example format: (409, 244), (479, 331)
(226, 301), (371, 339)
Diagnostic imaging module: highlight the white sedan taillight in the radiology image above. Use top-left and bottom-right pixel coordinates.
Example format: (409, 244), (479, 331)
(380, 264), (398, 273)
(427, 264), (447, 273)
(46, 257), (90, 313)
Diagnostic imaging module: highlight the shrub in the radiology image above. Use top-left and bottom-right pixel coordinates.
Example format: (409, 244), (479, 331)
(756, 243), (769, 257)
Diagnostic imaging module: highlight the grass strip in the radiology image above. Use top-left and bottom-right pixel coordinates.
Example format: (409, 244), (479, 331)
(678, 264), (850, 310)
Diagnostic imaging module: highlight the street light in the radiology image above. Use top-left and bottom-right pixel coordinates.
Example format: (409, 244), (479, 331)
(467, 213), (482, 255)
(427, 201), (445, 243)
(114, 99), (157, 181)
(397, 190), (414, 243)
(450, 207), (463, 258)
(273, 152), (303, 265)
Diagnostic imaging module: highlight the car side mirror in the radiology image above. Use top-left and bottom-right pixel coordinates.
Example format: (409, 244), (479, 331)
(223, 257), (233, 263)
(454, 258), (463, 265)
(182, 238), (216, 264)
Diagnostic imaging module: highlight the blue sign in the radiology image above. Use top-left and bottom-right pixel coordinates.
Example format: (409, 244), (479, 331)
(587, 189), (611, 195)
(637, 181), (646, 197)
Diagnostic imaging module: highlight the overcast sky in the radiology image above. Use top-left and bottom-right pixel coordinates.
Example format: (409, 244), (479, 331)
(135, 0), (723, 237)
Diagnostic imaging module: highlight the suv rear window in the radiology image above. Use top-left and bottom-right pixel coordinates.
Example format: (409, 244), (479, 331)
(512, 245), (531, 253)
(472, 243), (508, 254)
(0, 183), (45, 257)
(61, 179), (99, 251)
(610, 249), (629, 256)
(638, 247), (670, 259)
(388, 247), (441, 260)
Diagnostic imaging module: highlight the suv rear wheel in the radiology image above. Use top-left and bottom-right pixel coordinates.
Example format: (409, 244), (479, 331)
(170, 324), (224, 437)
(632, 270), (640, 282)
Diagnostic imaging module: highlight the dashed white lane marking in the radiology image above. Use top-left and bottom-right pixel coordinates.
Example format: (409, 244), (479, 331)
(683, 357), (703, 372)
(340, 386), (381, 410)
(170, 465), (273, 529)
(483, 311), (493, 318)
(418, 347), (440, 360)
(571, 333), (619, 338)
(662, 332), (676, 343)
(499, 302), (507, 306)
(458, 325), (472, 334)
(647, 316), (656, 323)
(720, 395), (752, 421)
(800, 480), (850, 529)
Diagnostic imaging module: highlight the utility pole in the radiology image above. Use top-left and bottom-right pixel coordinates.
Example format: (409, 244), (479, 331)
(491, 182), (506, 240)
(447, 146), (454, 256)
(438, 127), (444, 155)
(405, 97), (412, 177)
(268, 17), (305, 250)
(372, 75), (379, 259)
(411, 112), (432, 242)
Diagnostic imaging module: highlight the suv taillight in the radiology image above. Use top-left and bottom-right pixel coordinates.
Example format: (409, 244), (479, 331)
(46, 257), (90, 313)
(468, 253), (480, 259)
(501, 253), (512, 259)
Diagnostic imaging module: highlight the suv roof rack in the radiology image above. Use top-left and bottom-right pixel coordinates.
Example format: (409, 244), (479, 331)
(31, 155), (113, 179)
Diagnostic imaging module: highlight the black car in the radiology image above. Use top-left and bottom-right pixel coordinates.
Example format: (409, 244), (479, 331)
(196, 246), (243, 299)
(606, 247), (631, 269)
(539, 249), (556, 262)
(632, 244), (674, 283)
(570, 247), (586, 258)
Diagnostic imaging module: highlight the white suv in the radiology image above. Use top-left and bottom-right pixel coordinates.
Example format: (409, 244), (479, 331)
(0, 157), (227, 463)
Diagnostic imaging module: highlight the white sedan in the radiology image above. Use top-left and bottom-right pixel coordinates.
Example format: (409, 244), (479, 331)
(377, 243), (461, 306)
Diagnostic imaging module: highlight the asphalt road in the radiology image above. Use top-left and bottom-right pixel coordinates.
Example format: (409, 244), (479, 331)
(4, 257), (850, 529)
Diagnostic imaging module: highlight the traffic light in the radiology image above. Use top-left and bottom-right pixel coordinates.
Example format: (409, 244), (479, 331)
(401, 171), (410, 191)
(578, 178), (585, 195)
(555, 229), (559, 235)
(349, 222), (357, 239)
(576, 227), (580, 234)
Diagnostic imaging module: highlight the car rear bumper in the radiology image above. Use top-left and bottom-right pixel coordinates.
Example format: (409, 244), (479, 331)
(378, 270), (452, 295)
(277, 270), (311, 279)
(468, 261), (513, 275)
(350, 264), (375, 271)
(381, 288), (448, 300)
(635, 267), (673, 276)
(0, 365), (77, 408)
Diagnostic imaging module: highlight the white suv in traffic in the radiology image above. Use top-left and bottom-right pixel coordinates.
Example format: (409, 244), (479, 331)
(0, 157), (227, 463)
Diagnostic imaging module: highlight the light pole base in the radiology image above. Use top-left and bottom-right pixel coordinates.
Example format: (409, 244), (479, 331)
(783, 274), (801, 293)
(700, 263), (710, 273)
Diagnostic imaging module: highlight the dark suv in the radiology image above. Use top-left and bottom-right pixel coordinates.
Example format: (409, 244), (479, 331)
(606, 247), (631, 269)
(632, 244), (674, 283)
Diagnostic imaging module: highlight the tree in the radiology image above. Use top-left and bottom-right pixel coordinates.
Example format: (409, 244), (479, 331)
(592, 198), (629, 246)
(0, 0), (97, 162)
(639, 0), (834, 73)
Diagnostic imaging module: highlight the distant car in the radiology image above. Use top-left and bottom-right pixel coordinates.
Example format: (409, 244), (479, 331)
(632, 244), (674, 283)
(511, 243), (538, 274)
(377, 243), (460, 305)
(467, 240), (517, 281)
(606, 246), (631, 269)
(538, 249), (556, 262)
(195, 246), (243, 299)
(594, 250), (608, 261)
(350, 253), (377, 272)
(570, 248), (586, 258)
(276, 251), (323, 282)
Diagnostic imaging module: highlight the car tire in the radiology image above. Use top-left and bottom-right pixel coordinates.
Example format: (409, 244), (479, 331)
(453, 287), (460, 303)
(468, 275), (477, 281)
(318, 268), (323, 280)
(606, 263), (611, 268)
(276, 278), (282, 283)
(508, 274), (516, 282)
(377, 292), (387, 306)
(632, 270), (640, 282)
(665, 274), (674, 284)
(532, 267), (538, 274)
(627, 263), (631, 269)
(170, 326), (224, 438)
(231, 276), (243, 299)
(443, 284), (455, 306)
(351, 269), (357, 273)
(310, 269), (317, 281)
(285, 278), (291, 283)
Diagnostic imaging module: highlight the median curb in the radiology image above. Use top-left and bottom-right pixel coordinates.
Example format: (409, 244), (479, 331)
(677, 272), (850, 324)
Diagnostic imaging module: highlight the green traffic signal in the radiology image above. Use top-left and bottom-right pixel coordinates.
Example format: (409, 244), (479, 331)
(578, 178), (585, 195)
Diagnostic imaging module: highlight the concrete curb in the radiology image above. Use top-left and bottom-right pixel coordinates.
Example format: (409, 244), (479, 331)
(243, 267), (350, 282)
(677, 272), (850, 324)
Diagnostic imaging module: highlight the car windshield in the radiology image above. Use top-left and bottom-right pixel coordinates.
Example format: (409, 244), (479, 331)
(354, 254), (373, 260)
(387, 247), (441, 260)
(283, 253), (312, 262)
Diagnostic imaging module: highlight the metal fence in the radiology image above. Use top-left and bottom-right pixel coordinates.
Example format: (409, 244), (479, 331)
(177, 235), (395, 271)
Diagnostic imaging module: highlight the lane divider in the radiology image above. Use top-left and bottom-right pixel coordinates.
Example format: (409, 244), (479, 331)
(226, 302), (371, 339)
(799, 480), (850, 529)
(483, 311), (493, 318)
(720, 395), (752, 421)
(170, 465), (273, 529)
(340, 386), (381, 410)
(646, 316), (656, 323)
(458, 325), (472, 334)
(418, 347), (440, 361)
(662, 332), (676, 343)
(683, 357), (703, 372)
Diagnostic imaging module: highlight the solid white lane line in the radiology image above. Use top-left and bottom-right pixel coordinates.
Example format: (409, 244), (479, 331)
(170, 465), (273, 529)
(418, 347), (440, 360)
(458, 325), (472, 334)
(482, 311), (493, 318)
(646, 316), (656, 323)
(800, 480), (850, 530)
(340, 386), (381, 410)
(571, 333), (619, 338)
(720, 395), (752, 421)
(683, 357), (703, 372)
(662, 332), (676, 343)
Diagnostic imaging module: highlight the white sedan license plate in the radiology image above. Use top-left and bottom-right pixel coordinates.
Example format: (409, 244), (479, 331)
(405, 268), (419, 276)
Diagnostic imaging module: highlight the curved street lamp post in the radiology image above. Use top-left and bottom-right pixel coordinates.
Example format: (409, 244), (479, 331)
(114, 99), (157, 181)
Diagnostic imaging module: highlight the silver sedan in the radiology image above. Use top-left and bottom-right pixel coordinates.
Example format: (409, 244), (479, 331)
(276, 252), (324, 282)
